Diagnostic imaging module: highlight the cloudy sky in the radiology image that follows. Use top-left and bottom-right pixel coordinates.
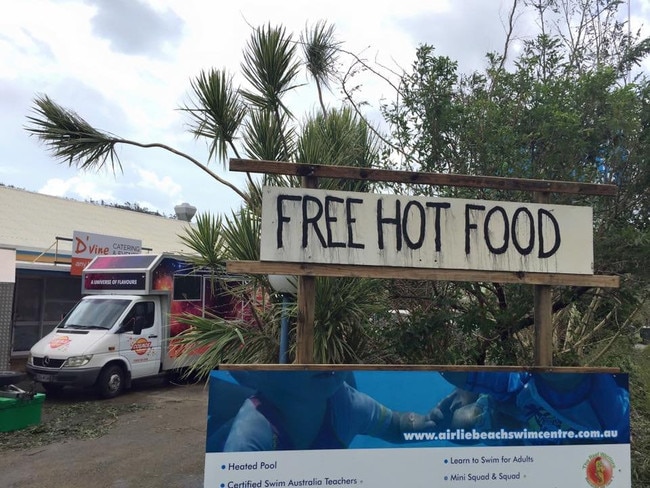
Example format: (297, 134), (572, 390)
(2, 0), (648, 219)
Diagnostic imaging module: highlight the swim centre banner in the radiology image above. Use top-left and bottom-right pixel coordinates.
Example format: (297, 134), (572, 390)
(203, 369), (630, 488)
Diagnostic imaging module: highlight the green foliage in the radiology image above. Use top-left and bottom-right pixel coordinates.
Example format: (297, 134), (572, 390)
(173, 313), (281, 377)
(25, 94), (121, 173)
(240, 24), (302, 116)
(311, 277), (387, 364)
(221, 208), (262, 262)
(300, 20), (340, 90)
(178, 212), (228, 269)
(379, 0), (649, 367)
(297, 107), (378, 191)
(183, 69), (246, 163)
(243, 108), (294, 161)
(300, 20), (341, 114)
(628, 347), (650, 486)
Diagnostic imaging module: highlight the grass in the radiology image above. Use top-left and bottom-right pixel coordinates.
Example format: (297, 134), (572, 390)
(0, 398), (150, 451)
(631, 345), (650, 487)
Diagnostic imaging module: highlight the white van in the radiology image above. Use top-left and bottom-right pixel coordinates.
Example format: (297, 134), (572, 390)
(26, 254), (242, 398)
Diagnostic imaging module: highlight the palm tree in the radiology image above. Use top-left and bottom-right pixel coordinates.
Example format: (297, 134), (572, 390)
(24, 21), (391, 368)
(300, 20), (341, 115)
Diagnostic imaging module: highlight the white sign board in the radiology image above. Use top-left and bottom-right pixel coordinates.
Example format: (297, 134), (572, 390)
(0, 248), (16, 283)
(71, 230), (142, 276)
(261, 186), (594, 275)
(205, 369), (630, 488)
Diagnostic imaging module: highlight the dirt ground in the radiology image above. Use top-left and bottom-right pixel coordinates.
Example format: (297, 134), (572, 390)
(1, 365), (210, 488)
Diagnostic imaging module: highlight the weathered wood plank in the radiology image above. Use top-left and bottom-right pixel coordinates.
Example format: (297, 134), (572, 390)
(230, 158), (618, 196)
(226, 260), (620, 288)
(219, 364), (621, 373)
(295, 173), (318, 364)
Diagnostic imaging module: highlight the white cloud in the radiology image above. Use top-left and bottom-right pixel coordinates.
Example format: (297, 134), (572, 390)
(135, 167), (182, 197)
(39, 176), (117, 202)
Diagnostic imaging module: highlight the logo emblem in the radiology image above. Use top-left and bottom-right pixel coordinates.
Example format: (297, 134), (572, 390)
(43, 356), (50, 366)
(131, 338), (152, 355)
(49, 335), (71, 349)
(584, 453), (615, 487)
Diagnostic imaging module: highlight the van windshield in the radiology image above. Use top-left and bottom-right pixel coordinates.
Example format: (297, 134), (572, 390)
(58, 299), (132, 330)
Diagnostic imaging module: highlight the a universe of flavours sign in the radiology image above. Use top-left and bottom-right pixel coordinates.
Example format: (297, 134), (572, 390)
(260, 187), (593, 275)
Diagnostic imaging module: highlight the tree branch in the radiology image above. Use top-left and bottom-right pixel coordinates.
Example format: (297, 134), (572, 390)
(121, 139), (251, 205)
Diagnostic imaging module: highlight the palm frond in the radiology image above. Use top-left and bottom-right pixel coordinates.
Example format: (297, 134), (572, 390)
(181, 69), (246, 164)
(242, 176), (294, 217)
(297, 108), (380, 191)
(311, 276), (387, 363)
(222, 208), (261, 262)
(301, 20), (340, 88)
(177, 212), (228, 268)
(25, 94), (122, 172)
(240, 24), (302, 116)
(300, 20), (340, 113)
(26, 95), (252, 204)
(174, 314), (280, 377)
(242, 108), (295, 161)
(298, 107), (375, 164)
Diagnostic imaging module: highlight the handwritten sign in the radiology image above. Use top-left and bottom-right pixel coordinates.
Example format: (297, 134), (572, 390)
(260, 187), (593, 274)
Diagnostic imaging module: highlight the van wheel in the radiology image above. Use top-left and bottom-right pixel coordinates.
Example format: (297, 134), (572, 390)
(96, 365), (125, 399)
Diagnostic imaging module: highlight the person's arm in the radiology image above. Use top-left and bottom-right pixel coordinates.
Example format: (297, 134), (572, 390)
(222, 399), (276, 452)
(440, 371), (529, 402)
(337, 384), (441, 444)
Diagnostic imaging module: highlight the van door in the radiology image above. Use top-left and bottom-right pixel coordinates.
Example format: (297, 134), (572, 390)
(118, 300), (162, 379)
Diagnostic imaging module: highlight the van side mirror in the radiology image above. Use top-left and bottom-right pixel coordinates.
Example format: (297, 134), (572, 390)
(132, 319), (144, 335)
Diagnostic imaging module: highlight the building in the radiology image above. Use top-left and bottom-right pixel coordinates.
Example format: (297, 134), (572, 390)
(0, 186), (197, 367)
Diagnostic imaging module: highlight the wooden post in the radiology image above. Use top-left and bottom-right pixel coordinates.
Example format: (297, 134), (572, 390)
(295, 174), (318, 364)
(534, 192), (553, 366)
(296, 273), (316, 364)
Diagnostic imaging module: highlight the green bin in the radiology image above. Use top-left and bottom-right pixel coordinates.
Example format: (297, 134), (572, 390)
(0, 393), (46, 432)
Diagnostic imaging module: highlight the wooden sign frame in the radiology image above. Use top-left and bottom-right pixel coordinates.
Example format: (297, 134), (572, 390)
(226, 158), (619, 367)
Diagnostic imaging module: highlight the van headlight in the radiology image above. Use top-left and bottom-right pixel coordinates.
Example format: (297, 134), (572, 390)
(63, 355), (93, 368)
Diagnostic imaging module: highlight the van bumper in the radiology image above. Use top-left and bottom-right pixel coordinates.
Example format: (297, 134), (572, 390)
(26, 364), (102, 388)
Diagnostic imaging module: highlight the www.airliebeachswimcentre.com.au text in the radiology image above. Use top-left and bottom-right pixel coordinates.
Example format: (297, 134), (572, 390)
(402, 427), (619, 442)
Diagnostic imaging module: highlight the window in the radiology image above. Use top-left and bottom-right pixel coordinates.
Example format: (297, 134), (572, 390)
(120, 301), (155, 332)
(173, 275), (202, 301)
(12, 273), (81, 353)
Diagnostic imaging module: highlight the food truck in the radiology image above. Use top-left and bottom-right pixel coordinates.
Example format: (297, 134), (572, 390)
(26, 254), (242, 398)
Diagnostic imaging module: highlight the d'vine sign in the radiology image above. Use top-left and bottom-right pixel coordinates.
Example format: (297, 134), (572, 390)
(261, 186), (593, 275)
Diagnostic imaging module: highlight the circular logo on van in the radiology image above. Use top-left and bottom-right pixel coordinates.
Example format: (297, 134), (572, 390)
(131, 338), (152, 355)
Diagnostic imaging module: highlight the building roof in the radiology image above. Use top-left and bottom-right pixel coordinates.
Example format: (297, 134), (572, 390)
(0, 186), (195, 260)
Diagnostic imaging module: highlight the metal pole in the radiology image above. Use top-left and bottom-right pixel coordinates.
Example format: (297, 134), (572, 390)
(279, 294), (290, 364)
